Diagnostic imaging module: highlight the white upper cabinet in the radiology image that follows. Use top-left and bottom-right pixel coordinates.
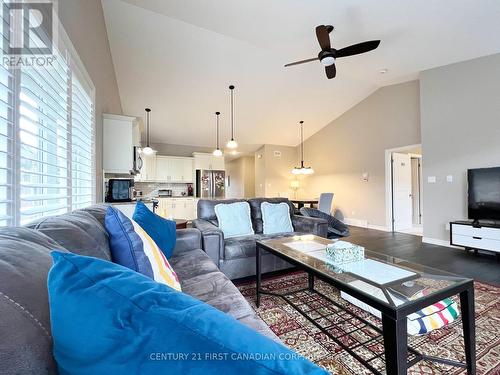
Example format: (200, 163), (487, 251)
(155, 156), (194, 183)
(135, 152), (157, 181)
(103, 114), (140, 173)
(193, 152), (225, 171)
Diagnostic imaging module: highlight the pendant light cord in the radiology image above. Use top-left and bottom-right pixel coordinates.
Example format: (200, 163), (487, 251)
(229, 85), (235, 140)
(145, 108), (151, 147)
(300, 121), (304, 168)
(215, 111), (220, 149)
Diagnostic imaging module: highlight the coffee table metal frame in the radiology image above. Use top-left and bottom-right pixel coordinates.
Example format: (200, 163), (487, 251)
(255, 238), (476, 375)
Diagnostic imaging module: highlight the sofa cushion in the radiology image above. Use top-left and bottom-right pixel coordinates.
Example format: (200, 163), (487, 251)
(223, 232), (304, 260)
(170, 248), (279, 341)
(0, 227), (66, 375)
(26, 210), (111, 261)
(48, 251), (327, 375)
(81, 203), (109, 227)
(197, 198), (246, 226)
(248, 198), (294, 234)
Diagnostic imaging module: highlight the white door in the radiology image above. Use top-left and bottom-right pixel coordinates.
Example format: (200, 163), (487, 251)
(392, 153), (413, 231)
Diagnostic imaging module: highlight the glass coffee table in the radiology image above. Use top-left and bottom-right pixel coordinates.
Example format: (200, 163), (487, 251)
(255, 235), (475, 375)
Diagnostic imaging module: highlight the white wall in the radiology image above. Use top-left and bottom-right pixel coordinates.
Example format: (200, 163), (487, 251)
(420, 53), (500, 242)
(59, 0), (122, 200)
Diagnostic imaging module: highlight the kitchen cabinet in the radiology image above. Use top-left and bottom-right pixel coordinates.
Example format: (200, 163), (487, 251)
(135, 152), (157, 182)
(103, 114), (141, 174)
(193, 152), (225, 171)
(136, 155), (193, 183)
(157, 198), (197, 220)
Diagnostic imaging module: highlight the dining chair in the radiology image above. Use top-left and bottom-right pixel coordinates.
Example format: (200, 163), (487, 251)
(318, 193), (334, 214)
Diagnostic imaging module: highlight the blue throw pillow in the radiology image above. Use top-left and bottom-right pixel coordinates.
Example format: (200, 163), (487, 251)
(214, 202), (254, 238)
(133, 201), (176, 258)
(48, 251), (328, 375)
(261, 202), (294, 235)
(104, 206), (154, 279)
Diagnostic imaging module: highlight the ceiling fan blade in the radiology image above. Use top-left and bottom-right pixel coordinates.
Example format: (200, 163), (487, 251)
(284, 57), (319, 67)
(336, 40), (380, 58)
(325, 64), (336, 79)
(315, 25), (331, 51)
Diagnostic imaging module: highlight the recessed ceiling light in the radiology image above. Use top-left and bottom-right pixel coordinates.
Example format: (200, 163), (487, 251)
(379, 68), (388, 74)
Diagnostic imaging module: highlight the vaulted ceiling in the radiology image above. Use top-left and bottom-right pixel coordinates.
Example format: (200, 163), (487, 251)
(101, 0), (500, 150)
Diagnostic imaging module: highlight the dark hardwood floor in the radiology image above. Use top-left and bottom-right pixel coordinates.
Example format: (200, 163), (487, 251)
(347, 226), (500, 285)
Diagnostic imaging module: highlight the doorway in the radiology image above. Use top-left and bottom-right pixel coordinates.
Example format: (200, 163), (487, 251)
(385, 145), (423, 235)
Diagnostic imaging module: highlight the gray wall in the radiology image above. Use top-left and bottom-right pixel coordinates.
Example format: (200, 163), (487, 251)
(254, 145), (298, 198)
(420, 53), (500, 241)
(301, 81), (421, 227)
(226, 156), (255, 199)
(59, 0), (122, 201)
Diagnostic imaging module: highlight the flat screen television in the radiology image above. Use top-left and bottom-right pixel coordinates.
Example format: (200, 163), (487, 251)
(468, 167), (500, 221)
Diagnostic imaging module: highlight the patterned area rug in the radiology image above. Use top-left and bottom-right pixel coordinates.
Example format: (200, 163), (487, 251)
(235, 272), (500, 375)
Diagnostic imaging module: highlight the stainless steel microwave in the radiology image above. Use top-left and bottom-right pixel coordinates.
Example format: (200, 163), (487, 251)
(105, 178), (135, 202)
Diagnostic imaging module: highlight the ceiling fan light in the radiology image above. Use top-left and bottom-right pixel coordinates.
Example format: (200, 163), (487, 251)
(213, 148), (223, 157)
(142, 146), (155, 156)
(321, 56), (335, 66)
(226, 139), (238, 149)
(292, 167), (302, 175)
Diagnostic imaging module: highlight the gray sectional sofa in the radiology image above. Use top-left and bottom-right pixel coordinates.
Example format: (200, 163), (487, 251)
(0, 204), (277, 374)
(193, 198), (328, 280)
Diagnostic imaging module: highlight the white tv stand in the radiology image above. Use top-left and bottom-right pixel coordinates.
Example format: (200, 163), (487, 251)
(450, 220), (500, 258)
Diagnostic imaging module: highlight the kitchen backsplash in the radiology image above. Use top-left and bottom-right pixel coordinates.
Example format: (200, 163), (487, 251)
(135, 182), (191, 198)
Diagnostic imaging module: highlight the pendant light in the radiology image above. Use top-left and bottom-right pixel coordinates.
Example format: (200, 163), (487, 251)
(213, 111), (223, 157)
(142, 108), (155, 155)
(292, 121), (314, 175)
(226, 85), (238, 149)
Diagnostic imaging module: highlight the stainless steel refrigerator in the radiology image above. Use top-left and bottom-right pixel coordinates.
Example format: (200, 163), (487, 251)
(196, 170), (226, 199)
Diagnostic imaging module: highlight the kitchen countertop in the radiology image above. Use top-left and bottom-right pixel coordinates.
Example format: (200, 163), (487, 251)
(155, 196), (197, 199)
(108, 198), (158, 205)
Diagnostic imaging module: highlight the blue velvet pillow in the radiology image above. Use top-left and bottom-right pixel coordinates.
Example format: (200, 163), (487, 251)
(48, 251), (327, 375)
(104, 206), (153, 278)
(133, 201), (176, 258)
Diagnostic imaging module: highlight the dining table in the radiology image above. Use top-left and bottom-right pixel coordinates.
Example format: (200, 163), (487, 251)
(290, 198), (318, 210)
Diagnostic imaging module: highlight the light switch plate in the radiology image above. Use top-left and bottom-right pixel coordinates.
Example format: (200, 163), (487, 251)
(428, 176), (436, 183)
(446, 175), (453, 183)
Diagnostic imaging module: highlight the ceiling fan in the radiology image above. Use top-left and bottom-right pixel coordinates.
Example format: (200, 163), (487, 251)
(284, 25), (381, 79)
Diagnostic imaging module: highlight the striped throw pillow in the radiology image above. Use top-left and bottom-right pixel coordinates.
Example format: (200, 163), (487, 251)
(131, 220), (182, 291)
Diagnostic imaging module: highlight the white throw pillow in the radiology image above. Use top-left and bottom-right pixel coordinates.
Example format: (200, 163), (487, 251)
(261, 202), (294, 235)
(214, 202), (254, 238)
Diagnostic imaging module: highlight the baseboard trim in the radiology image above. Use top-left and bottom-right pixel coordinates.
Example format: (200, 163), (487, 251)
(422, 237), (462, 249)
(344, 218), (390, 232)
